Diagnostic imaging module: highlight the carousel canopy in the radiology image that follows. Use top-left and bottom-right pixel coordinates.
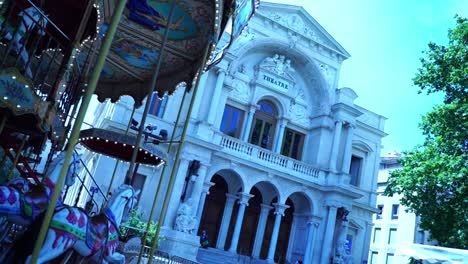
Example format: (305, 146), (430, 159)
(92, 0), (258, 106)
(78, 128), (167, 167)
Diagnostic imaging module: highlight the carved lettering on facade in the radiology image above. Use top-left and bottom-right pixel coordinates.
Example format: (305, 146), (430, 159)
(262, 74), (289, 90)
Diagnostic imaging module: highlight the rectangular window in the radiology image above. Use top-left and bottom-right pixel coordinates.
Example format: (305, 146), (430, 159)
(349, 155), (362, 186)
(388, 228), (397, 244)
(377, 205), (384, 219)
(386, 253), (394, 264)
(373, 228), (381, 243)
(220, 105), (245, 138)
(370, 252), (378, 264)
(149, 94), (168, 118)
(391, 204), (399, 219)
(281, 128), (305, 160)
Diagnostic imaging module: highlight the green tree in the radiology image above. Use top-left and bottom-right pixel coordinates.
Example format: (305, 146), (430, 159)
(385, 16), (467, 249)
(120, 209), (164, 246)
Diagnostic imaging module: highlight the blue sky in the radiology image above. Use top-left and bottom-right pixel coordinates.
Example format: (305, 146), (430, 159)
(267, 0), (467, 155)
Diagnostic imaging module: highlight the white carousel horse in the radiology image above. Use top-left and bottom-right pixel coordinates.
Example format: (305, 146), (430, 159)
(0, 151), (81, 226)
(3, 6), (48, 77)
(16, 184), (139, 264)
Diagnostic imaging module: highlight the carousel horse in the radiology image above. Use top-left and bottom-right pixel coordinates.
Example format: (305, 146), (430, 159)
(3, 6), (48, 77)
(9, 184), (139, 264)
(0, 151), (82, 226)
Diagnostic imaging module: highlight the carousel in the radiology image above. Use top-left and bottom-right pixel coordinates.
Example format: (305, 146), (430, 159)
(0, 0), (257, 263)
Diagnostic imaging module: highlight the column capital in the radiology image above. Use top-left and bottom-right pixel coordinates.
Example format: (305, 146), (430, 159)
(324, 200), (341, 208)
(237, 192), (254, 206)
(216, 68), (227, 75)
(344, 121), (356, 129)
(307, 215), (322, 227)
(226, 192), (238, 202)
(273, 203), (290, 216)
(260, 203), (273, 212)
(202, 181), (215, 193)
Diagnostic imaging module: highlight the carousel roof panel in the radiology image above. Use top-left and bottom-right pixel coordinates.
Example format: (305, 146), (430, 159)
(78, 128), (167, 166)
(89, 0), (258, 106)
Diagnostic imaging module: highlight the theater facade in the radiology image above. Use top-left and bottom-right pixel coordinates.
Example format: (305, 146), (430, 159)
(82, 2), (386, 263)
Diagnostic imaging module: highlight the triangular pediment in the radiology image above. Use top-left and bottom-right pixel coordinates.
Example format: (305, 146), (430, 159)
(257, 2), (350, 58)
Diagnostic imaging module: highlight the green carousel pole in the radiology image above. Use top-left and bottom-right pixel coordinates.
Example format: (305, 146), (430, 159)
(29, 1), (128, 263)
(147, 45), (211, 264)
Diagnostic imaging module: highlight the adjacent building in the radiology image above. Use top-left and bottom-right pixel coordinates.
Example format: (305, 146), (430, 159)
(71, 2), (387, 263)
(368, 152), (434, 264)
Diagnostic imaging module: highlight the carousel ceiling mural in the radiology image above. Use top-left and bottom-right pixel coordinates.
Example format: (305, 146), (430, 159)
(90, 0), (258, 106)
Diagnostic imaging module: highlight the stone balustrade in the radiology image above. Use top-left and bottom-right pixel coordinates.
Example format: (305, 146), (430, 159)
(219, 134), (324, 182)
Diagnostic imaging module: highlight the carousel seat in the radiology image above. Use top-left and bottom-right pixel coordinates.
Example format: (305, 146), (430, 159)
(89, 212), (109, 239)
(23, 184), (48, 210)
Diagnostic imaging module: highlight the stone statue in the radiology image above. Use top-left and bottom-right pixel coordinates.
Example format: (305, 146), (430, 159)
(260, 54), (295, 79)
(334, 208), (353, 264)
(174, 198), (197, 234)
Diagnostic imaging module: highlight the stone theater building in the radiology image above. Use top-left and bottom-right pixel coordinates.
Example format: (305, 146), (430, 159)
(79, 2), (386, 263)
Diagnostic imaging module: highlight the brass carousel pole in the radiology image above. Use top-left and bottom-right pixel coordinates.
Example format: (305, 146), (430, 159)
(0, 115), (7, 135)
(106, 104), (136, 196)
(124, 0), (177, 186)
(29, 1), (128, 262)
(136, 88), (188, 264)
(147, 45), (211, 264)
(8, 135), (28, 178)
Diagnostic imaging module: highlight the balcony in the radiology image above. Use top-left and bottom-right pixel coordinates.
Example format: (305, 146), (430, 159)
(218, 134), (327, 184)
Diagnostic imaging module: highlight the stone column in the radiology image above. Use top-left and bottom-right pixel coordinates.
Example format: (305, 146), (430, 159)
(207, 69), (226, 125)
(229, 192), (253, 253)
(274, 118), (288, 153)
(190, 164), (208, 207)
(341, 123), (355, 174)
(252, 203), (273, 258)
(164, 158), (191, 227)
(267, 203), (289, 262)
(191, 71), (209, 120)
(194, 181), (215, 231)
(329, 121), (343, 171)
(285, 213), (299, 261)
(241, 104), (257, 142)
(216, 193), (237, 249)
(304, 218), (320, 263)
(320, 204), (338, 264)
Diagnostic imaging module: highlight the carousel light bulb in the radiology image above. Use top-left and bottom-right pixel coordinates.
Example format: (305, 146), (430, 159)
(25, 85), (29, 88)
(12, 75), (16, 79)
(3, 96), (7, 100)
(16, 104), (20, 108)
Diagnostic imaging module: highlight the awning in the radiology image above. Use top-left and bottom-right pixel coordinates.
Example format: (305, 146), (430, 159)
(78, 128), (166, 167)
(395, 243), (468, 264)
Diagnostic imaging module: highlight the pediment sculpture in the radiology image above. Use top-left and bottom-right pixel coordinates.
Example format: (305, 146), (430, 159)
(260, 54), (295, 80)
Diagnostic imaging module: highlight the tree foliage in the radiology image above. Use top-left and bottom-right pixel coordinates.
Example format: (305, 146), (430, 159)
(385, 16), (468, 249)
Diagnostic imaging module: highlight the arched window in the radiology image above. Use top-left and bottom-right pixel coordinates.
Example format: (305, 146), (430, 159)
(149, 94), (168, 118)
(249, 100), (277, 150)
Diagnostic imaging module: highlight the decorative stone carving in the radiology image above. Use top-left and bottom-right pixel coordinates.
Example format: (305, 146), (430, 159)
(295, 88), (306, 102)
(334, 208), (353, 264)
(230, 79), (251, 103)
(318, 63), (336, 88)
(260, 54), (295, 79)
(261, 11), (327, 45)
(174, 198), (197, 234)
(289, 102), (309, 126)
(231, 26), (256, 53)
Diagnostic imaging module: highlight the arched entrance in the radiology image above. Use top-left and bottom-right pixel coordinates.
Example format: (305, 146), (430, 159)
(198, 174), (228, 247)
